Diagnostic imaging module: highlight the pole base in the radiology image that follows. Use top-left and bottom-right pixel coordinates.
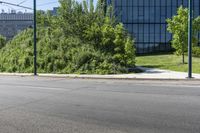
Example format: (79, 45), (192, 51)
(33, 73), (38, 76)
(186, 77), (194, 79)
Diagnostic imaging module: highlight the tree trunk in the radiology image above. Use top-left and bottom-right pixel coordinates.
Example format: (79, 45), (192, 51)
(182, 53), (185, 64)
(182, 45), (185, 64)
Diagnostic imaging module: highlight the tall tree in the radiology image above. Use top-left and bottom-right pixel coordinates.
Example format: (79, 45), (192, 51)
(167, 6), (200, 64)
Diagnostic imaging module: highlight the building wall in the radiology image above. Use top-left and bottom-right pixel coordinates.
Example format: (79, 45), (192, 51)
(50, 7), (59, 16)
(110, 0), (200, 53)
(0, 13), (33, 39)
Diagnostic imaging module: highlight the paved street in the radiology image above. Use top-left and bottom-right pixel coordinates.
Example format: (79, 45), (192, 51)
(0, 76), (200, 133)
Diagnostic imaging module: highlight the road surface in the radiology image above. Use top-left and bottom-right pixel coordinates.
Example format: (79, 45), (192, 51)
(0, 76), (199, 133)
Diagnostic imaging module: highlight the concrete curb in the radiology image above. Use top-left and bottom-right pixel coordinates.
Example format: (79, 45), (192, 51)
(0, 72), (199, 81)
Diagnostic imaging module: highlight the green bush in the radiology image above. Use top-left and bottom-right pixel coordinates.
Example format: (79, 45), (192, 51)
(0, 35), (6, 49)
(0, 0), (136, 74)
(192, 46), (200, 57)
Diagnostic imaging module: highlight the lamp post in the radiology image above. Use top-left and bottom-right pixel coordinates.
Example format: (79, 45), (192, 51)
(188, 0), (192, 78)
(33, 0), (37, 76)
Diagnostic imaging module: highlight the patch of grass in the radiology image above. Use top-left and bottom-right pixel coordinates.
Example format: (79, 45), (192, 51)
(136, 54), (200, 73)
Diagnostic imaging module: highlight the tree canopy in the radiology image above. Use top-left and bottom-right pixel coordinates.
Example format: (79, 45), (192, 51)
(167, 6), (200, 64)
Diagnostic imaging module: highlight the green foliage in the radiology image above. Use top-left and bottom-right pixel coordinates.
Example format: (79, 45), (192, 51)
(167, 6), (200, 63)
(192, 46), (200, 57)
(0, 35), (6, 49)
(84, 17), (135, 68)
(125, 37), (136, 66)
(0, 0), (135, 74)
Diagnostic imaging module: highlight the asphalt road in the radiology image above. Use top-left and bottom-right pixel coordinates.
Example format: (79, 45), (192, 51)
(0, 76), (200, 133)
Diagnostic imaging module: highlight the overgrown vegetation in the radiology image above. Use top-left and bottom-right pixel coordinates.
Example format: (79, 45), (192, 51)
(0, 35), (6, 49)
(0, 0), (135, 74)
(167, 6), (200, 64)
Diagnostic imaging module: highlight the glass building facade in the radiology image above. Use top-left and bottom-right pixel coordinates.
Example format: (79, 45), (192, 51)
(107, 0), (200, 53)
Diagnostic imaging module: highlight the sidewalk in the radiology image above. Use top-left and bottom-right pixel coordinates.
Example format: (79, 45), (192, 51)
(0, 67), (200, 80)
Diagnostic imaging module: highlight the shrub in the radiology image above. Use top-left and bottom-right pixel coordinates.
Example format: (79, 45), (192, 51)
(0, 35), (6, 49)
(0, 0), (136, 74)
(192, 46), (200, 57)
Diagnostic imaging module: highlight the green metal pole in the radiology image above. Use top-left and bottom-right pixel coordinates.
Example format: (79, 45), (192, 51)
(33, 0), (37, 76)
(188, 0), (192, 78)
